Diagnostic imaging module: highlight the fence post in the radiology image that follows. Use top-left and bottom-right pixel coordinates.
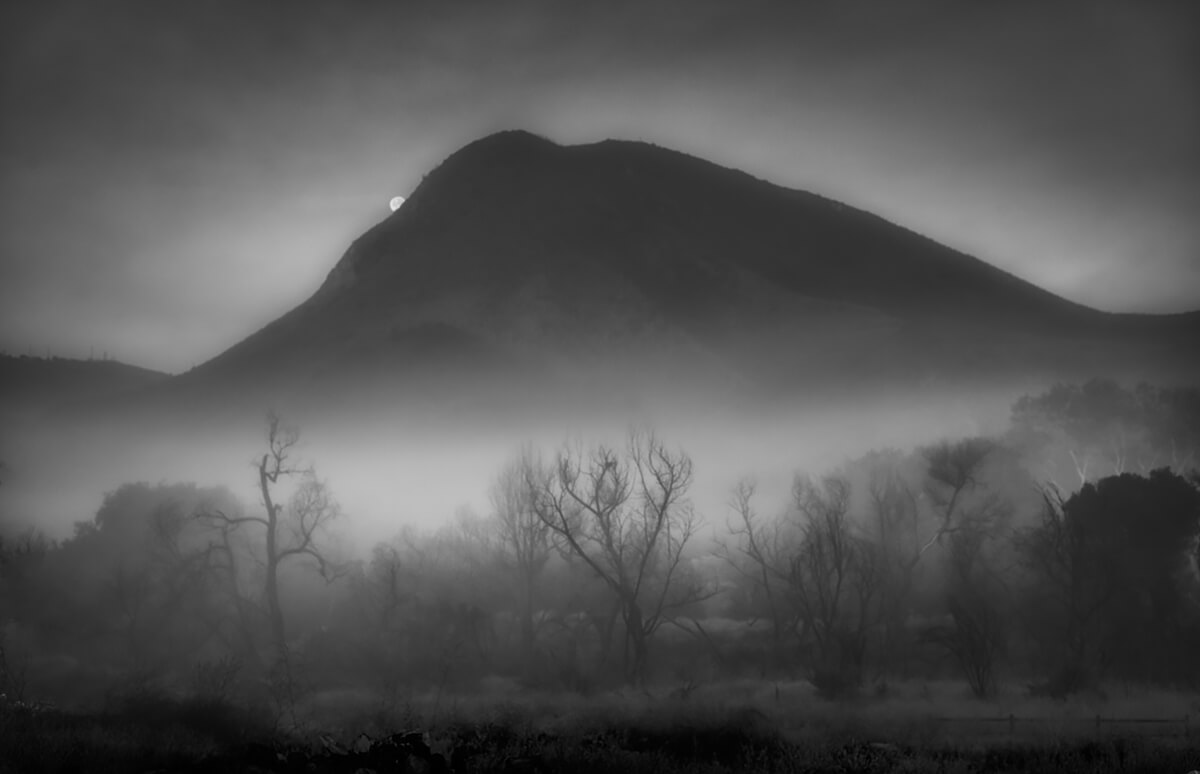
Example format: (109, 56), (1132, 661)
(1095, 714), (1101, 735)
(1185, 714), (1189, 739)
(1008, 713), (1014, 736)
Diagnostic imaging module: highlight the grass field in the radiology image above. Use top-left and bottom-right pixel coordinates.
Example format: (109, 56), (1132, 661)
(2, 679), (1198, 773)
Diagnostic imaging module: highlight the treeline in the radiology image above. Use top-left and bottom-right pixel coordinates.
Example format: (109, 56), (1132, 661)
(0, 379), (1197, 711)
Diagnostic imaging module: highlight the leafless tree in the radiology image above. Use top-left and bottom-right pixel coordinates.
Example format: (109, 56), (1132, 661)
(789, 475), (881, 697)
(1007, 380), (1200, 491)
(855, 441), (991, 602)
(198, 413), (343, 666)
(922, 438), (1000, 545)
(192, 497), (265, 668)
(932, 528), (1007, 698)
(856, 452), (923, 678)
(919, 438), (1013, 698)
(490, 445), (553, 678)
(528, 430), (711, 686)
(101, 499), (234, 673)
(716, 479), (802, 666)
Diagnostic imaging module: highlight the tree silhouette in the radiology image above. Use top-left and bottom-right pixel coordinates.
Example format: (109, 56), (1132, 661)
(528, 430), (711, 686)
(717, 478), (801, 671)
(1010, 380), (1200, 491)
(919, 438), (1013, 698)
(490, 445), (553, 679)
(199, 413), (343, 667)
(1017, 485), (1117, 694)
(789, 475), (881, 698)
(1020, 469), (1200, 687)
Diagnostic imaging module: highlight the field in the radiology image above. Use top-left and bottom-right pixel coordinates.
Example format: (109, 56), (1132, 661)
(3, 679), (1198, 773)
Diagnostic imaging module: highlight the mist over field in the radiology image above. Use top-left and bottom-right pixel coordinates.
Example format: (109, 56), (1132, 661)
(0, 375), (1019, 549)
(3, 346), (1199, 772)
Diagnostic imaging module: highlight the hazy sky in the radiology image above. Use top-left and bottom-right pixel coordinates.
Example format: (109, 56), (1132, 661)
(2, 0), (1198, 373)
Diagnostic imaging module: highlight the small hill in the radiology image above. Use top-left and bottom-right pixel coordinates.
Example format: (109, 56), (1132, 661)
(0, 354), (169, 420)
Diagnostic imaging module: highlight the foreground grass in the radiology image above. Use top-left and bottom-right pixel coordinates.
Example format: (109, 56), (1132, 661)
(0, 695), (268, 773)
(2, 684), (1198, 773)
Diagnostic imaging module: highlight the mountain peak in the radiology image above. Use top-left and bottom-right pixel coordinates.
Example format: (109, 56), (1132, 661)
(437, 129), (561, 172)
(459, 128), (558, 152)
(316, 130), (1093, 324)
(313, 130), (566, 296)
(188, 130), (1199, 408)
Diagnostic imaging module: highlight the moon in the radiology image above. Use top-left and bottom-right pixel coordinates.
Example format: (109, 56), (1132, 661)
(389, 196), (406, 211)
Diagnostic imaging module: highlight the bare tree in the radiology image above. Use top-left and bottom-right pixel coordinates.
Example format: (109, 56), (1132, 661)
(919, 438), (1012, 698)
(490, 445), (553, 678)
(193, 497), (266, 669)
(932, 528), (1007, 698)
(853, 441), (990, 597)
(528, 430), (710, 686)
(856, 451), (923, 678)
(1007, 380), (1200, 490)
(716, 479), (803, 669)
(922, 438), (999, 546)
(199, 413), (343, 665)
(789, 475), (881, 697)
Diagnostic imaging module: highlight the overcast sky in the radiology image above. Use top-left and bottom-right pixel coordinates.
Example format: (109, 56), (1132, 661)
(2, 1), (1197, 373)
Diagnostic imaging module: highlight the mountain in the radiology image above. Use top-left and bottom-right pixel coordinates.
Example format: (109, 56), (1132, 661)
(7, 131), (1197, 540)
(0, 354), (168, 421)
(164, 130), (1198, 416)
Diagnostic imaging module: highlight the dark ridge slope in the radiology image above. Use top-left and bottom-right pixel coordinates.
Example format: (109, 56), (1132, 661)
(0, 355), (169, 417)
(179, 129), (1198, 403)
(318, 130), (1105, 329)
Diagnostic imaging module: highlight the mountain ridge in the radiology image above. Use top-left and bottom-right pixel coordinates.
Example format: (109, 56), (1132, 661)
(159, 129), (1198, 413)
(317, 130), (1188, 332)
(0, 354), (169, 420)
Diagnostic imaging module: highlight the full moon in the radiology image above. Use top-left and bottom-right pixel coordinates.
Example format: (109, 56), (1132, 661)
(389, 196), (405, 211)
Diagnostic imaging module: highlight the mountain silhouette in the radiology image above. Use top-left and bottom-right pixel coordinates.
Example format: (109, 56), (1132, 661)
(0, 354), (168, 421)
(164, 130), (1198, 414)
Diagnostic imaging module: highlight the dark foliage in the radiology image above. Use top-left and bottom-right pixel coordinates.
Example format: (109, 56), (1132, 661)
(1019, 468), (1200, 689)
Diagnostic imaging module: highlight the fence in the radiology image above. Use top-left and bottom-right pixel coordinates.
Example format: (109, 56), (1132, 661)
(933, 714), (1192, 739)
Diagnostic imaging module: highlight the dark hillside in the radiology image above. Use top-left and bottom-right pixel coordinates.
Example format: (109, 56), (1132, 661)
(157, 130), (1199, 412)
(0, 355), (168, 419)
